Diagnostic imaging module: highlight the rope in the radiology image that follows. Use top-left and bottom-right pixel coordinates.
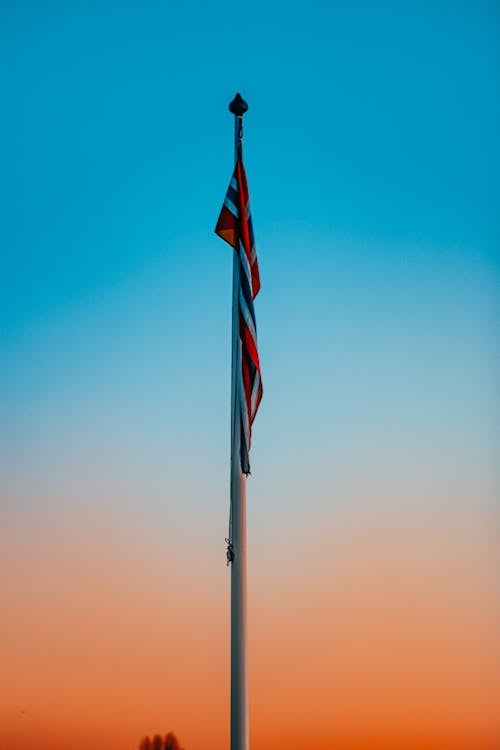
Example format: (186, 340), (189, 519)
(226, 114), (242, 568)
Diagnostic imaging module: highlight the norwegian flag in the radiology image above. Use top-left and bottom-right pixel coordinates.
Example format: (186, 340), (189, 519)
(216, 155), (262, 475)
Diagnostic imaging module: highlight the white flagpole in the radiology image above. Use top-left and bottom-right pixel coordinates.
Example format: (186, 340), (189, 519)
(229, 93), (249, 750)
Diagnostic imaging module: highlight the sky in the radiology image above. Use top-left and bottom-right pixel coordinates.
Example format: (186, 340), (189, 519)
(1, 1), (499, 749)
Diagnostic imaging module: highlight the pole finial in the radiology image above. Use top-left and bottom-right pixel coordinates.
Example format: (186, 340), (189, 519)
(229, 93), (248, 117)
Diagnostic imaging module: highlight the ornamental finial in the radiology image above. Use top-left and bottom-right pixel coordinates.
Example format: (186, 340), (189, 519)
(229, 93), (248, 116)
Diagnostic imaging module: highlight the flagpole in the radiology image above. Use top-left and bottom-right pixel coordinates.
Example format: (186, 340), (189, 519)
(229, 92), (249, 750)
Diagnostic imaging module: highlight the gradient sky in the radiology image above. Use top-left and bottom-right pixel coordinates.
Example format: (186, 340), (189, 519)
(1, 1), (499, 749)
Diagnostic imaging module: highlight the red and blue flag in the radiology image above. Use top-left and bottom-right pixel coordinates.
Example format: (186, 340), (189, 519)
(216, 156), (262, 475)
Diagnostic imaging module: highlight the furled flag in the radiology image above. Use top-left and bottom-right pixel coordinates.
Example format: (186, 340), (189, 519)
(216, 156), (262, 475)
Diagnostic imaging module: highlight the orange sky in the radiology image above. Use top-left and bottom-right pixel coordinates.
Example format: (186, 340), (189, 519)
(1, 498), (498, 750)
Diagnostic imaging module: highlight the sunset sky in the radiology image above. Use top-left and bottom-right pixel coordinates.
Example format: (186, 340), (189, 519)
(1, 1), (499, 749)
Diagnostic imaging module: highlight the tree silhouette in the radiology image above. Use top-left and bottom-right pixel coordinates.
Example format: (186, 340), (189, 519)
(138, 732), (184, 750)
(165, 733), (183, 750)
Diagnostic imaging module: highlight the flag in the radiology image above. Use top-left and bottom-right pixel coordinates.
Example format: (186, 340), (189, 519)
(216, 155), (262, 475)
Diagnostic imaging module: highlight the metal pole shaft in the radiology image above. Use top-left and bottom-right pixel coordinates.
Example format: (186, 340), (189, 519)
(230, 422), (248, 750)
(230, 102), (249, 750)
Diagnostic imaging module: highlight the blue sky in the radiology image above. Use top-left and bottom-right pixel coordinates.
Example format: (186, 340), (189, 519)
(3, 0), (497, 489)
(0, 0), (497, 520)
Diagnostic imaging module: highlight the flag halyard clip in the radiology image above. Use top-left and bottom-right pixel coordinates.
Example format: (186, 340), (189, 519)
(225, 537), (234, 566)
